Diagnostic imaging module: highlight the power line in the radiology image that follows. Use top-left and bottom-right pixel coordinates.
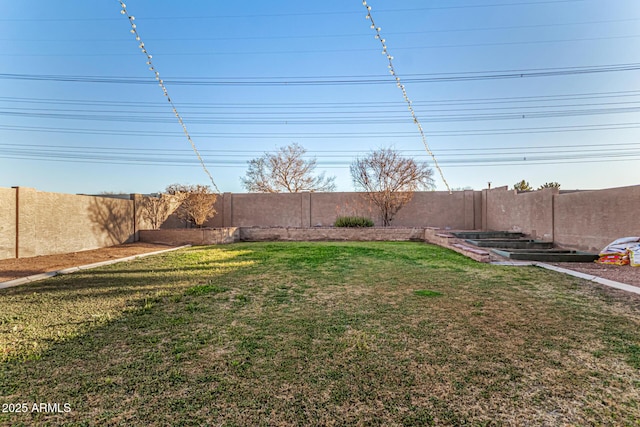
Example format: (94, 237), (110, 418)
(3, 89), (640, 108)
(2, 122), (639, 138)
(2, 147), (638, 168)
(1, 104), (638, 124)
(3, 141), (639, 155)
(4, 32), (640, 56)
(0, 1), (589, 22)
(1, 62), (639, 85)
(5, 33), (640, 56)
(3, 17), (639, 43)
(5, 99), (640, 116)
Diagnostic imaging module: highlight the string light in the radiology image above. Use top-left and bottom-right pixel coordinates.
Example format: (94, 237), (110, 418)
(117, 1), (221, 193)
(362, 0), (451, 193)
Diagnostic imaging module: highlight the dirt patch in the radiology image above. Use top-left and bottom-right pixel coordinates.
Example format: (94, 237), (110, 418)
(546, 261), (640, 288)
(0, 243), (180, 282)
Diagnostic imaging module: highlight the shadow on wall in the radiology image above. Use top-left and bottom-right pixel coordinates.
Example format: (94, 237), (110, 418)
(88, 197), (135, 246)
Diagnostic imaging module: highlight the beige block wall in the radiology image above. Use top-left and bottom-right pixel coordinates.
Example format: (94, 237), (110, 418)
(218, 191), (477, 229)
(4, 184), (639, 259)
(554, 185), (640, 252)
(0, 187), (16, 259)
(484, 186), (557, 240)
(11, 187), (134, 259)
(311, 192), (377, 226)
(392, 191), (469, 229)
(228, 193), (306, 227)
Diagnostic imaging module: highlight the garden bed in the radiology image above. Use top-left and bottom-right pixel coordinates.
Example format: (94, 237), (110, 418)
(138, 228), (239, 246)
(239, 226), (425, 241)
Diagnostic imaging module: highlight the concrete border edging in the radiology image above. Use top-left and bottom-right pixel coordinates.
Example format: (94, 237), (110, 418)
(0, 245), (191, 290)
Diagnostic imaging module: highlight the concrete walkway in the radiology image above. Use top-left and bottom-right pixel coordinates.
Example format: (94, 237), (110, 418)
(0, 245), (190, 290)
(492, 260), (640, 296)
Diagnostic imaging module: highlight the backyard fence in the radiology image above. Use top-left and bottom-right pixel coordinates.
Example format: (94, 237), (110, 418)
(1, 185), (638, 259)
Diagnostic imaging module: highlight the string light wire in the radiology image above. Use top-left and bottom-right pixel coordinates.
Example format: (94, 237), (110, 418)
(117, 1), (220, 193)
(363, 0), (451, 193)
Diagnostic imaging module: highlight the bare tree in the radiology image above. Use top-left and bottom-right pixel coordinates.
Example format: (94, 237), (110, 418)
(139, 193), (183, 229)
(166, 184), (217, 228)
(242, 143), (336, 193)
(350, 148), (434, 226)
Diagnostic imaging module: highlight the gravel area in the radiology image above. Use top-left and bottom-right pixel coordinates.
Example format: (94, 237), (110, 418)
(0, 243), (179, 282)
(545, 261), (640, 288)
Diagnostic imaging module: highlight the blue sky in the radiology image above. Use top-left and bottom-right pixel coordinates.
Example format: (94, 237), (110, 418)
(1, 0), (639, 194)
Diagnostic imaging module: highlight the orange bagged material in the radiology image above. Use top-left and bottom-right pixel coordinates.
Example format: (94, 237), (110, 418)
(596, 253), (629, 265)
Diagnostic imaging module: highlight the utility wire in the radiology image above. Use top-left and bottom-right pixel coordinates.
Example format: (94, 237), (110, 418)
(2, 122), (639, 138)
(3, 89), (640, 108)
(5, 99), (640, 116)
(1, 62), (638, 85)
(117, 1), (220, 193)
(3, 104), (636, 123)
(2, 148), (638, 168)
(0, 1), (588, 22)
(3, 141), (639, 155)
(3, 17), (639, 42)
(5, 33), (640, 56)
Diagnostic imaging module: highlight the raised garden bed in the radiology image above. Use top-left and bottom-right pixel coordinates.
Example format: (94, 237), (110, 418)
(239, 227), (425, 242)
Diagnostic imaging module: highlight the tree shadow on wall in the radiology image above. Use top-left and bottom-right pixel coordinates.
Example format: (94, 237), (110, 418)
(87, 196), (135, 246)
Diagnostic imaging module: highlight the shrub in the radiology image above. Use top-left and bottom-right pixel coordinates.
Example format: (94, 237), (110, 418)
(334, 216), (374, 228)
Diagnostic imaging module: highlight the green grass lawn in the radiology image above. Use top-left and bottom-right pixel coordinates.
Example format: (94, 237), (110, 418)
(1, 242), (640, 426)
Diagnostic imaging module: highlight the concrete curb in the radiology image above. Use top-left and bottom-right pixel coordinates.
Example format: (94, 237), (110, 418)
(0, 245), (191, 290)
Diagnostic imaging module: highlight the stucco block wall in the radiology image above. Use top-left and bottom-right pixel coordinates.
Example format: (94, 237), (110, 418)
(226, 193), (306, 227)
(484, 187), (557, 240)
(392, 191), (469, 228)
(1, 187), (135, 260)
(310, 192), (376, 226)
(554, 185), (640, 252)
(4, 184), (639, 259)
(0, 187), (16, 259)
(203, 191), (477, 229)
(24, 188), (134, 257)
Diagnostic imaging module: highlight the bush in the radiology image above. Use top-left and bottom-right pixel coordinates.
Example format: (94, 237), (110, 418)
(334, 216), (374, 228)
